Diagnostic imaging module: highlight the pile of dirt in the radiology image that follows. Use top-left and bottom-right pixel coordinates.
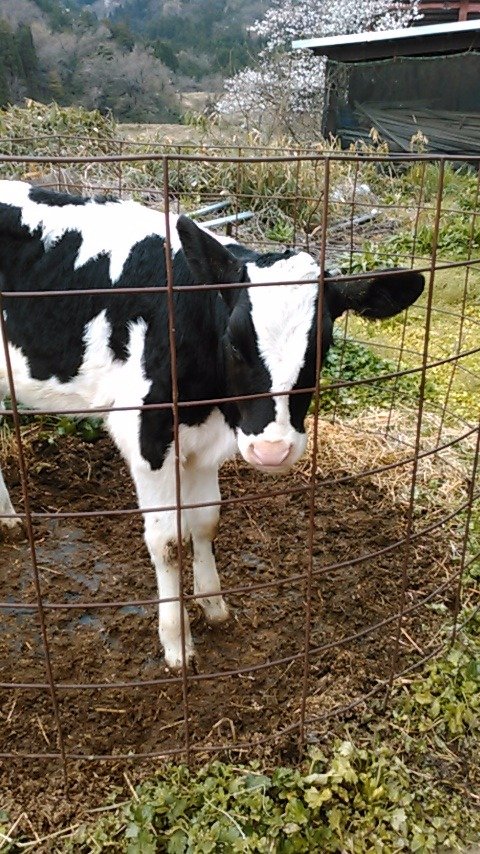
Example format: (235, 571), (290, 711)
(0, 422), (462, 833)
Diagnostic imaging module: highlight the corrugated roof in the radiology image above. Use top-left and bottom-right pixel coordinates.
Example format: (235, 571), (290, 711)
(292, 19), (480, 61)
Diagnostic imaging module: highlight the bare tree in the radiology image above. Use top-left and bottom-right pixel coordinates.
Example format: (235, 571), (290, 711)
(32, 19), (181, 121)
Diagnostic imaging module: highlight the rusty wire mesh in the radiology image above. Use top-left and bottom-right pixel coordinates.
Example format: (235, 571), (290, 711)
(0, 143), (479, 785)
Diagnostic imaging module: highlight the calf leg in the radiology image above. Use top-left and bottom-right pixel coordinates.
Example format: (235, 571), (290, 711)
(185, 465), (229, 625)
(0, 397), (24, 541)
(131, 454), (195, 671)
(0, 466), (24, 541)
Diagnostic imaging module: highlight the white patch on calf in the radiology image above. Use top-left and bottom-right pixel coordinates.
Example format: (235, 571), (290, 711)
(0, 309), (118, 414)
(105, 318), (152, 464)
(243, 253), (317, 460)
(179, 408), (237, 472)
(246, 253), (318, 398)
(234, 252), (318, 472)
(0, 181), (31, 211)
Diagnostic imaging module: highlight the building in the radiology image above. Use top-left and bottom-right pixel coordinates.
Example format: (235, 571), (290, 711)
(293, 20), (480, 153)
(417, 0), (480, 24)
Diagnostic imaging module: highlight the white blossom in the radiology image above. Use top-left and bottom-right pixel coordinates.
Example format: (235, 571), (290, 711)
(217, 0), (421, 133)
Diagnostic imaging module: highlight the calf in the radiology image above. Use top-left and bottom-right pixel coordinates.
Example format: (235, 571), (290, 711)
(0, 180), (424, 669)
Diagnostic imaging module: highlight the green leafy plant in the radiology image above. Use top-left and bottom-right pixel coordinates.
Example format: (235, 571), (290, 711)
(52, 416), (103, 443)
(60, 728), (479, 852)
(399, 162), (479, 206)
(319, 337), (436, 414)
(265, 216), (295, 244)
(396, 641), (480, 740)
(340, 240), (404, 273)
(35, 415), (104, 444)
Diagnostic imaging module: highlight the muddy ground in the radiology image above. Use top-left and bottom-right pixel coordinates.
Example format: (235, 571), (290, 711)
(0, 428), (456, 831)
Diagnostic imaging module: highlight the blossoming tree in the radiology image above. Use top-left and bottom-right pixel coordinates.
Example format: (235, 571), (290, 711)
(217, 0), (421, 136)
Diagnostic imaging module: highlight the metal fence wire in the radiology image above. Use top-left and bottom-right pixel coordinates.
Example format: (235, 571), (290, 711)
(0, 144), (479, 784)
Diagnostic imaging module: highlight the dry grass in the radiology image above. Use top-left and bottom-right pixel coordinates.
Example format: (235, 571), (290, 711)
(300, 408), (475, 517)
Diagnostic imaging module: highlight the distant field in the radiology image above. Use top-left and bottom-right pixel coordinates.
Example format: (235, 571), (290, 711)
(118, 122), (203, 144)
(118, 92), (214, 144)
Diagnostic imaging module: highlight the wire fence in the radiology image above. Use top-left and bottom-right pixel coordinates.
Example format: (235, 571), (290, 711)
(0, 142), (479, 784)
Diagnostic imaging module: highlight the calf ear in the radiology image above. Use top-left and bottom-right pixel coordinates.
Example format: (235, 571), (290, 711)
(326, 269), (425, 320)
(176, 215), (244, 309)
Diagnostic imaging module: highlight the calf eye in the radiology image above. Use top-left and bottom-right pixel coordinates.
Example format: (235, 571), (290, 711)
(231, 344), (243, 362)
(228, 339), (245, 363)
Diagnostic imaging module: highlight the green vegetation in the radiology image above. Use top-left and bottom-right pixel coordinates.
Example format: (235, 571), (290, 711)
(346, 162), (480, 272)
(345, 298), (480, 423)
(0, 100), (118, 149)
(327, 160), (480, 424)
(32, 0), (75, 31)
(345, 219), (480, 273)
(320, 337), (437, 414)
(0, 0), (182, 121)
(0, 20), (42, 107)
(108, 0), (255, 80)
(42, 415), (104, 442)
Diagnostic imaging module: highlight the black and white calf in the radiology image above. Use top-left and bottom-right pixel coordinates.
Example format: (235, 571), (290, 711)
(0, 180), (424, 669)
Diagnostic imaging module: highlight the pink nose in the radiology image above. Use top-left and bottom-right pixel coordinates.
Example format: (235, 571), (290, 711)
(251, 439), (291, 467)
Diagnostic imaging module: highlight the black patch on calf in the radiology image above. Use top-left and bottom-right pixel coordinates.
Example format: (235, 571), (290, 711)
(226, 244), (296, 268)
(176, 215), (247, 311)
(3, 229), (109, 381)
(137, 241), (238, 469)
(325, 270), (425, 321)
(0, 202), (39, 241)
(224, 294), (275, 436)
(288, 301), (334, 431)
(253, 249), (297, 267)
(29, 187), (117, 207)
(106, 235), (167, 361)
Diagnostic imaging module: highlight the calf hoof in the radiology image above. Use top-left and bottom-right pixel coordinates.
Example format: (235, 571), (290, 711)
(163, 641), (197, 674)
(200, 596), (230, 626)
(0, 518), (26, 543)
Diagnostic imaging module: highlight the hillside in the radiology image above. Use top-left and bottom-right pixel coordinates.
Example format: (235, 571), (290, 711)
(0, 0), (264, 122)
(107, 0), (264, 81)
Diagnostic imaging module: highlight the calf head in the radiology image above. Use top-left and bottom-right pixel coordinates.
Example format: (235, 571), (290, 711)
(177, 216), (424, 474)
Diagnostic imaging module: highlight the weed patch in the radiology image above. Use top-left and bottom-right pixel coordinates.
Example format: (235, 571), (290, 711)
(320, 337), (436, 414)
(56, 697), (480, 851)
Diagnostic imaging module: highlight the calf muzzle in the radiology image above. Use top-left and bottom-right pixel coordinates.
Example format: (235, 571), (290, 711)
(250, 439), (292, 468)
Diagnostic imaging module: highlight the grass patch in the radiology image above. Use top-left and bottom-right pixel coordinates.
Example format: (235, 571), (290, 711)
(342, 275), (480, 424)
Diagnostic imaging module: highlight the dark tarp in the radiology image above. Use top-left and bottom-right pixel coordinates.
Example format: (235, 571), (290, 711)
(340, 103), (480, 153)
(324, 52), (480, 152)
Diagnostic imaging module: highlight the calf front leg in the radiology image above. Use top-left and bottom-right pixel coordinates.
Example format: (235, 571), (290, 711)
(0, 467), (24, 542)
(185, 465), (229, 626)
(132, 458), (195, 671)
